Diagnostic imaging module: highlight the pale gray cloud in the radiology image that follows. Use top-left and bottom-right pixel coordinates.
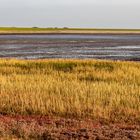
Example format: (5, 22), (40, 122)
(0, 0), (140, 28)
(1, 0), (140, 6)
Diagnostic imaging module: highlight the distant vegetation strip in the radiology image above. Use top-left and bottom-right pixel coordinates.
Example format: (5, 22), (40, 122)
(1, 27), (140, 34)
(0, 59), (140, 123)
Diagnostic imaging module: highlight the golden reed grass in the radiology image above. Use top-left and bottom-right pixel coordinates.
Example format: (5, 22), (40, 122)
(0, 59), (140, 123)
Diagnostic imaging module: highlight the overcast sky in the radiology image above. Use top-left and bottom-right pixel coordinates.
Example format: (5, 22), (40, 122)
(0, 0), (140, 28)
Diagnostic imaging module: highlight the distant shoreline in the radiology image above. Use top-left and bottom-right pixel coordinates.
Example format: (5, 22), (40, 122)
(1, 27), (140, 35)
(1, 33), (140, 35)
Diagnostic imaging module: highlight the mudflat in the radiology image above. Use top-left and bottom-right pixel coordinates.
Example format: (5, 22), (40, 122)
(0, 34), (140, 60)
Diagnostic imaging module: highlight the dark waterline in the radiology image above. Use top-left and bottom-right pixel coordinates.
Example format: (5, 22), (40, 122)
(0, 34), (140, 61)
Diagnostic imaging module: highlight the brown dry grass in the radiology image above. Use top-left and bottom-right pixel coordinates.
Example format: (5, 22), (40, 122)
(0, 59), (140, 124)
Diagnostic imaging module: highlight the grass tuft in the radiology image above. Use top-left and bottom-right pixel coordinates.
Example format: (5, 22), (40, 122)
(94, 62), (114, 72)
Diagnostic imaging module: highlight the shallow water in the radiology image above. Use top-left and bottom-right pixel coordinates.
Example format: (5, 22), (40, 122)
(0, 34), (140, 60)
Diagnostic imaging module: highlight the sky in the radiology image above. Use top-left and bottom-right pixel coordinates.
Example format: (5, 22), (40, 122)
(0, 0), (140, 28)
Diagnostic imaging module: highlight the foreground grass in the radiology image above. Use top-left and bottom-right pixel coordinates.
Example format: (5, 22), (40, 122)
(0, 59), (140, 123)
(1, 27), (140, 34)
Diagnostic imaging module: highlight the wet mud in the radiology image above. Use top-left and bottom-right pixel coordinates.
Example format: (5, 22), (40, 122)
(0, 34), (140, 61)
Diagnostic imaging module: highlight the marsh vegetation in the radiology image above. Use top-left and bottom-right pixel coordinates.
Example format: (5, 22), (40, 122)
(0, 59), (140, 123)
